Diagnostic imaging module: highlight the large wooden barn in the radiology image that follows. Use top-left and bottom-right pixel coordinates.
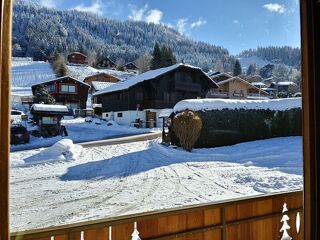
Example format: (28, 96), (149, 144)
(32, 76), (90, 111)
(93, 63), (218, 127)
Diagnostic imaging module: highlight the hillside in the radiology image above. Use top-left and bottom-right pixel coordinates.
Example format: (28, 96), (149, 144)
(238, 46), (301, 67)
(12, 0), (235, 71)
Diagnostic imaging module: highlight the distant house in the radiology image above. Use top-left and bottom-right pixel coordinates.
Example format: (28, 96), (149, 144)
(269, 81), (298, 97)
(30, 104), (70, 137)
(125, 62), (139, 72)
(32, 76), (90, 110)
(84, 72), (120, 85)
(93, 63), (218, 127)
(208, 76), (270, 99)
(67, 52), (87, 65)
(96, 57), (116, 69)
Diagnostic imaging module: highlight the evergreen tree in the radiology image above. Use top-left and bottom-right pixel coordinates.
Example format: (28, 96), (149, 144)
(33, 85), (56, 104)
(151, 43), (162, 70)
(246, 63), (257, 76)
(233, 59), (242, 76)
(160, 46), (177, 68)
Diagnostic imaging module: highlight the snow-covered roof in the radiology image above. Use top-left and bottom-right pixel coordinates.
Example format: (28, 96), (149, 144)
(277, 82), (297, 86)
(31, 76), (90, 88)
(69, 52), (87, 57)
(173, 98), (302, 112)
(92, 81), (116, 91)
(31, 104), (69, 113)
(209, 72), (233, 80)
(251, 82), (267, 87)
(158, 109), (173, 118)
(93, 63), (216, 96)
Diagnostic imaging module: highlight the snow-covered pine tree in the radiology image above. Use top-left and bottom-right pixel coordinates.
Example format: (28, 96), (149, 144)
(33, 85), (56, 104)
(280, 203), (292, 240)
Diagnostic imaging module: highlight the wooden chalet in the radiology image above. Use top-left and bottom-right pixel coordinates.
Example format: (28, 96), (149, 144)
(93, 63), (218, 127)
(83, 72), (120, 85)
(96, 57), (116, 69)
(208, 76), (270, 99)
(32, 76), (90, 110)
(125, 62), (139, 71)
(67, 52), (87, 65)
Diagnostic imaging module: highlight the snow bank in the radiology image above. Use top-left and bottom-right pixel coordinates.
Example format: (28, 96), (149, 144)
(174, 98), (301, 112)
(12, 139), (82, 167)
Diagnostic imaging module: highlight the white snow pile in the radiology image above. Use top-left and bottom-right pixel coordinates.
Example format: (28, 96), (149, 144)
(174, 98), (301, 112)
(11, 139), (82, 167)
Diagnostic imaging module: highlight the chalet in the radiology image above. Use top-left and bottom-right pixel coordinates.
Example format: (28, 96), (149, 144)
(84, 72), (120, 85)
(208, 76), (270, 99)
(269, 81), (298, 97)
(32, 76), (90, 111)
(30, 104), (70, 137)
(67, 52), (87, 65)
(125, 62), (139, 72)
(96, 57), (117, 69)
(93, 63), (218, 127)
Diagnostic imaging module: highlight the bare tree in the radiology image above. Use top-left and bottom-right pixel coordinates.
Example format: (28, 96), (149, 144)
(116, 58), (126, 71)
(213, 59), (224, 72)
(135, 54), (152, 73)
(87, 51), (98, 67)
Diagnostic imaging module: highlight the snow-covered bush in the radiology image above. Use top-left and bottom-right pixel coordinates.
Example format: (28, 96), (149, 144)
(172, 110), (202, 152)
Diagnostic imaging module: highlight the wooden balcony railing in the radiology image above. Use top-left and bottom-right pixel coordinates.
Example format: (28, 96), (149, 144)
(10, 190), (303, 240)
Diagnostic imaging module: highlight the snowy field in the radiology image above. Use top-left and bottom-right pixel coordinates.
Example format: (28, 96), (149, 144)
(11, 58), (55, 88)
(10, 136), (303, 232)
(11, 117), (153, 152)
(67, 65), (136, 81)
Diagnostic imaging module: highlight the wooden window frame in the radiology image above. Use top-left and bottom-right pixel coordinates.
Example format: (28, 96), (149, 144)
(59, 83), (77, 94)
(0, 0), (319, 239)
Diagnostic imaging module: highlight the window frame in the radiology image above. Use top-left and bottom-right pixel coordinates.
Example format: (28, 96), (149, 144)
(59, 83), (77, 94)
(1, 1), (320, 239)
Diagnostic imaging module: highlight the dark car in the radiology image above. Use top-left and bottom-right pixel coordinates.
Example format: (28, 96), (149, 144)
(10, 125), (30, 145)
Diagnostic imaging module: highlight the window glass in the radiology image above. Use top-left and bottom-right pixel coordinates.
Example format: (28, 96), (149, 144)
(42, 117), (57, 125)
(60, 84), (68, 92)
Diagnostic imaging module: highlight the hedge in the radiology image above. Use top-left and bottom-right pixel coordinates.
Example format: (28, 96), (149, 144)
(170, 108), (301, 148)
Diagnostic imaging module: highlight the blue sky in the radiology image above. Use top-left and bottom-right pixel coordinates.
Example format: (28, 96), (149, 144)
(31, 0), (301, 54)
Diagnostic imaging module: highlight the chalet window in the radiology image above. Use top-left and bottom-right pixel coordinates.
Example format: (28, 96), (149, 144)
(65, 103), (79, 110)
(60, 84), (76, 93)
(117, 112), (123, 117)
(46, 84), (56, 92)
(42, 117), (58, 125)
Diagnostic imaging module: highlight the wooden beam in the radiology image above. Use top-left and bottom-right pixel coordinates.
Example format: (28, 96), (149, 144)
(0, 0), (12, 240)
(300, 0), (320, 239)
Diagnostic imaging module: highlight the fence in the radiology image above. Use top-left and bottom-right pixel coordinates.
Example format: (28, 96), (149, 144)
(10, 190), (303, 240)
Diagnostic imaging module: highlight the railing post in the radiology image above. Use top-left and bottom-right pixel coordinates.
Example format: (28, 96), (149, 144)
(222, 207), (226, 240)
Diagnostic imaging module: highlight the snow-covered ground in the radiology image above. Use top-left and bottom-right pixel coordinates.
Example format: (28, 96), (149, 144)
(67, 65), (136, 81)
(10, 117), (153, 151)
(10, 136), (302, 232)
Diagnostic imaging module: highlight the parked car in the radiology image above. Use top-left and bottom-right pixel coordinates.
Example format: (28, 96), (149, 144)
(10, 110), (27, 123)
(10, 125), (30, 144)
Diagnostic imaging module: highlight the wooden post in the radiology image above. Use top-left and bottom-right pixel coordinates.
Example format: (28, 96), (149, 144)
(0, 1), (13, 240)
(300, 0), (320, 239)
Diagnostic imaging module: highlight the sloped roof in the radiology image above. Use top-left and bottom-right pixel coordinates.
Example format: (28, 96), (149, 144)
(92, 81), (116, 91)
(84, 72), (121, 82)
(209, 72), (233, 82)
(93, 63), (218, 96)
(32, 76), (90, 88)
(30, 104), (69, 114)
(68, 52), (87, 57)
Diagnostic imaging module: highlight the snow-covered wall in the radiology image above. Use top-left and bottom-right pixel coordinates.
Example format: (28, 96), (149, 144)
(174, 98), (302, 113)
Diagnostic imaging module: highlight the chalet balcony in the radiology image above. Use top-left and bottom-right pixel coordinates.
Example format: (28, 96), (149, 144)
(10, 190), (303, 240)
(207, 91), (229, 98)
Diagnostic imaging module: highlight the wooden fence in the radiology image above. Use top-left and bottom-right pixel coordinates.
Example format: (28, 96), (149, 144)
(10, 190), (303, 240)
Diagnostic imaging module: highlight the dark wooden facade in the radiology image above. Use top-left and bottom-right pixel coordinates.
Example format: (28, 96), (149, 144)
(67, 52), (87, 65)
(32, 76), (90, 110)
(125, 62), (139, 71)
(95, 66), (218, 112)
(96, 57), (116, 69)
(83, 73), (120, 85)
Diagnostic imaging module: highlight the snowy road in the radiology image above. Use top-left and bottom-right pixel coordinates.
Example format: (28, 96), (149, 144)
(10, 137), (303, 232)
